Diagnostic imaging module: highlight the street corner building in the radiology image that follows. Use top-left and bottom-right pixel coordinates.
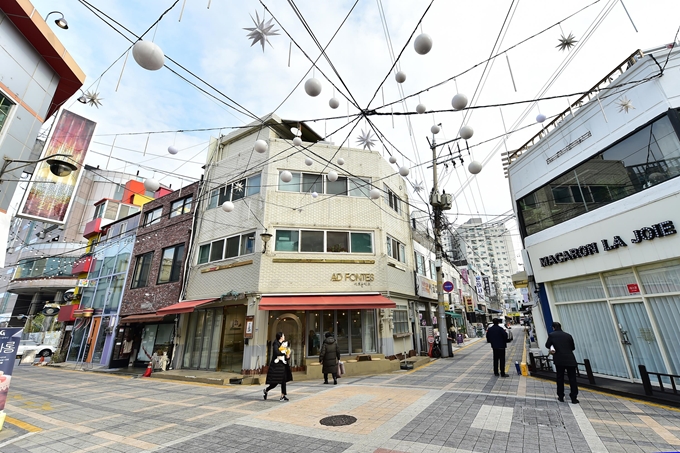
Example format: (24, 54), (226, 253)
(506, 45), (680, 383)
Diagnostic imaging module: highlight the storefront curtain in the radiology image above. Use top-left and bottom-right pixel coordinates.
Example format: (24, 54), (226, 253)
(557, 301), (628, 378)
(648, 295), (680, 375)
(613, 302), (667, 379)
(638, 262), (680, 294)
(552, 277), (605, 302)
(604, 271), (637, 298)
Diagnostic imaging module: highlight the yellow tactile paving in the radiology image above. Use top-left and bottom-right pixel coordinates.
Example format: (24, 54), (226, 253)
(256, 385), (427, 434)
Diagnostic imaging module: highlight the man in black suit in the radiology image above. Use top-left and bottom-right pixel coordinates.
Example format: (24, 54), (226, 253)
(545, 321), (579, 404)
(486, 318), (509, 377)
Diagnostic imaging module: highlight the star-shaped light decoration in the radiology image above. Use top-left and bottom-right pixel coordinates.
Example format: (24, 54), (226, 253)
(244, 11), (279, 52)
(233, 181), (244, 193)
(85, 90), (103, 108)
(356, 128), (376, 150)
(616, 96), (635, 114)
(413, 181), (424, 193)
(556, 32), (578, 52)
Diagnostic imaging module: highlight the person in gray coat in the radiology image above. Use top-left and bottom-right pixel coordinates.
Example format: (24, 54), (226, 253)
(319, 332), (340, 384)
(545, 322), (579, 404)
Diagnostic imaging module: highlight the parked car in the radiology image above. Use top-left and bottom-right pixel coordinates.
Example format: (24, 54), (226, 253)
(16, 340), (56, 358)
(486, 321), (514, 341)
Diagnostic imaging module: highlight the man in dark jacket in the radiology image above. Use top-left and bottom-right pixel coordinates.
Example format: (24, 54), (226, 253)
(545, 322), (579, 404)
(486, 318), (509, 377)
(319, 332), (340, 384)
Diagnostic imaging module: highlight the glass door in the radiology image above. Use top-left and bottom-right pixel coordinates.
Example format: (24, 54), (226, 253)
(613, 302), (667, 379)
(219, 305), (246, 372)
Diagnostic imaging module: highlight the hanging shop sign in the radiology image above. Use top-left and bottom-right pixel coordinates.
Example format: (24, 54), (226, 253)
(244, 316), (254, 339)
(475, 276), (485, 300)
(415, 274), (437, 300)
(482, 276), (491, 296)
(0, 328), (22, 412)
(538, 220), (676, 267)
(464, 296), (474, 313)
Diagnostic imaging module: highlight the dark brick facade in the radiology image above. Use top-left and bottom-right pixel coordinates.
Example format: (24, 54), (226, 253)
(120, 181), (200, 316)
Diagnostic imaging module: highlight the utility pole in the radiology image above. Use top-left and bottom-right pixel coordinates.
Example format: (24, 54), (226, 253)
(428, 130), (452, 358)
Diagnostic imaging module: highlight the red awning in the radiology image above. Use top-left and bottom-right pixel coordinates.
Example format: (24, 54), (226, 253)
(121, 314), (165, 324)
(57, 304), (78, 322)
(259, 294), (396, 311)
(156, 298), (219, 315)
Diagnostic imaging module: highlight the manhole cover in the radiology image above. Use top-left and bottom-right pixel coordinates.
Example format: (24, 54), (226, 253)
(320, 415), (357, 426)
(522, 407), (564, 428)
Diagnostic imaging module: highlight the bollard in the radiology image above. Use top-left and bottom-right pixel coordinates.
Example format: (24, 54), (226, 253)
(515, 361), (521, 375)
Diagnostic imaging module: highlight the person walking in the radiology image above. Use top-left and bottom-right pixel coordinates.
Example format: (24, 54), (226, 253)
(263, 332), (292, 402)
(486, 318), (509, 377)
(546, 321), (579, 404)
(319, 332), (340, 384)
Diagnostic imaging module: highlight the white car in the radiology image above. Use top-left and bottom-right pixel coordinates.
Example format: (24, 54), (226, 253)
(16, 340), (56, 358)
(486, 322), (514, 341)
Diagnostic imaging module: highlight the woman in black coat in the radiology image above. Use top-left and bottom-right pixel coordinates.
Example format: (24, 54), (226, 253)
(319, 332), (340, 384)
(264, 332), (292, 401)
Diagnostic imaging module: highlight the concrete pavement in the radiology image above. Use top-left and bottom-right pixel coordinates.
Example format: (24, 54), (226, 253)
(1, 327), (680, 452)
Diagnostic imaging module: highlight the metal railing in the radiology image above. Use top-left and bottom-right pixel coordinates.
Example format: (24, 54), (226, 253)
(528, 352), (596, 385)
(639, 365), (680, 396)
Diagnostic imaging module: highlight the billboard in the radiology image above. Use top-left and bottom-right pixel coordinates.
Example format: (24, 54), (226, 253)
(18, 110), (96, 224)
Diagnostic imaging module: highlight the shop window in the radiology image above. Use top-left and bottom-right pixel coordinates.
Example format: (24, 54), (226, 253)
(274, 230), (299, 252)
(143, 207), (163, 226)
(197, 231), (256, 264)
(170, 196), (193, 218)
(551, 276), (605, 303)
(350, 232), (372, 253)
(327, 231), (349, 252)
(393, 310), (409, 334)
(131, 251), (154, 288)
(158, 244), (185, 284)
(275, 229), (373, 253)
(305, 310), (377, 355)
(301, 230), (324, 252)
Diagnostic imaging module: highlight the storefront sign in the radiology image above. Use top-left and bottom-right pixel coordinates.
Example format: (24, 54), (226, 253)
(330, 273), (374, 282)
(482, 276), (491, 295)
(244, 316), (254, 339)
(464, 296), (474, 313)
(77, 279), (94, 287)
(475, 276), (485, 300)
(416, 274), (437, 300)
(627, 284), (640, 294)
(539, 220), (676, 267)
(0, 328), (22, 411)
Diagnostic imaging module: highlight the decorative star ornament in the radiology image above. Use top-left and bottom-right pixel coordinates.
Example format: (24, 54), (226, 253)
(413, 181), (424, 193)
(85, 90), (103, 108)
(356, 128), (376, 150)
(244, 11), (280, 52)
(233, 181), (244, 193)
(556, 32), (578, 52)
(616, 97), (635, 113)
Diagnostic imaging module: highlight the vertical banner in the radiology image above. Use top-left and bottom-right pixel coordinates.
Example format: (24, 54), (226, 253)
(482, 276), (491, 295)
(461, 269), (469, 285)
(18, 110), (96, 224)
(0, 328), (22, 412)
(475, 276), (485, 300)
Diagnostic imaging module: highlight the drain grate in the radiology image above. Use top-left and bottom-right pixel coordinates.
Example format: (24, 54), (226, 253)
(522, 407), (564, 428)
(320, 415), (357, 426)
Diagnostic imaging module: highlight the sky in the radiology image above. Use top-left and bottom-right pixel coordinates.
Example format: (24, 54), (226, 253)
(23, 0), (680, 264)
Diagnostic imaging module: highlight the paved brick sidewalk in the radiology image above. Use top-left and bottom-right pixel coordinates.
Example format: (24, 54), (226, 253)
(1, 327), (679, 452)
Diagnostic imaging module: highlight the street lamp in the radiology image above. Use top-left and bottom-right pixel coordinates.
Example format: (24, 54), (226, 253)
(0, 154), (79, 182)
(260, 231), (273, 254)
(45, 11), (69, 30)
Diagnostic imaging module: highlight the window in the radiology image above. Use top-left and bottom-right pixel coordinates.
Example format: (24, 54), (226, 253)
(170, 196), (193, 218)
(131, 252), (154, 288)
(158, 244), (185, 284)
(429, 260), (437, 280)
(93, 203), (105, 220)
(277, 171), (371, 197)
(144, 207), (163, 226)
(326, 176), (348, 195)
(275, 229), (373, 253)
(386, 186), (400, 213)
(207, 174), (261, 209)
(519, 112), (680, 236)
(119, 205), (140, 218)
(0, 93), (14, 134)
(393, 310), (409, 334)
(197, 232), (256, 264)
(415, 253), (426, 275)
(387, 236), (405, 262)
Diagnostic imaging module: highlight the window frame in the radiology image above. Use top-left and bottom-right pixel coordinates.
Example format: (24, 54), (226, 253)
(143, 207), (163, 226)
(274, 229), (374, 254)
(387, 235), (405, 263)
(393, 309), (409, 335)
(0, 91), (15, 136)
(385, 186), (400, 213)
(196, 231), (257, 264)
(277, 171), (372, 198)
(131, 251), (154, 289)
(207, 173), (261, 209)
(157, 243), (186, 284)
(170, 196), (193, 218)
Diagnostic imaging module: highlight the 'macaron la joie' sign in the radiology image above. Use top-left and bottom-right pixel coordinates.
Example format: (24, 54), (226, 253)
(539, 220), (676, 267)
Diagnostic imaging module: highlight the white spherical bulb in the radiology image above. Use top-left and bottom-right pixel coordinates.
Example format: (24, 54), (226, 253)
(280, 170), (293, 183)
(304, 77), (322, 97)
(468, 161), (483, 175)
(369, 188), (381, 200)
(329, 97), (340, 109)
(431, 124), (441, 134)
(144, 178), (160, 192)
(305, 157), (313, 166)
(327, 170), (338, 182)
(416, 103), (427, 114)
(414, 33), (433, 55)
(459, 125), (474, 140)
(312, 191), (318, 198)
(451, 93), (468, 111)
(389, 156), (397, 164)
(337, 158), (345, 166)
(395, 71), (406, 83)
(221, 201), (234, 212)
(167, 146), (179, 155)
(132, 41), (165, 71)
(254, 139), (268, 153)
(293, 136), (302, 146)
(536, 113), (547, 123)
(399, 166), (410, 177)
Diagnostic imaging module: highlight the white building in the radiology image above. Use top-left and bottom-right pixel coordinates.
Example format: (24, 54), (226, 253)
(507, 45), (680, 381)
